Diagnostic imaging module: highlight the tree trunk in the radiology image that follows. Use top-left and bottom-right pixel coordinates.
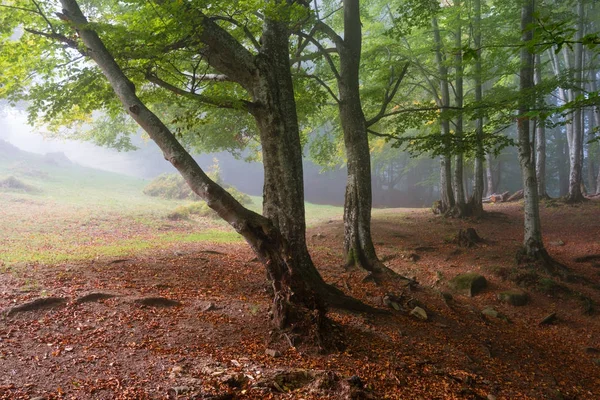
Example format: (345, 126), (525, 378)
(485, 153), (495, 197)
(451, 2), (468, 217)
(565, 0), (585, 203)
(58, 0), (368, 350)
(516, 0), (564, 275)
(432, 17), (455, 213)
(469, 0), (484, 215)
(534, 53), (549, 198)
(517, 0), (544, 258)
(335, 0), (384, 272)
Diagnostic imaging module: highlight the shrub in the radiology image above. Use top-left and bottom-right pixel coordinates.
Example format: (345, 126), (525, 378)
(0, 176), (41, 194)
(143, 173), (196, 200)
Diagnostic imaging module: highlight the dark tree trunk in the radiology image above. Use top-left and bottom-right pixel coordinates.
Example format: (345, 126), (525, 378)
(59, 0), (368, 350)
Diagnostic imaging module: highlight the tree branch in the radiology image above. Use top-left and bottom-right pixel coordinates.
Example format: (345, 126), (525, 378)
(209, 15), (261, 51)
(24, 28), (87, 56)
(290, 47), (338, 64)
(296, 31), (340, 80)
(145, 69), (252, 111)
(299, 73), (340, 103)
(366, 62), (410, 127)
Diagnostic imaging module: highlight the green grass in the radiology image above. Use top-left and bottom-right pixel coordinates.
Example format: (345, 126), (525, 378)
(0, 147), (345, 267)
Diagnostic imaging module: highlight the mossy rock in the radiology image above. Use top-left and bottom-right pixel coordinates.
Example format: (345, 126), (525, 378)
(449, 273), (487, 297)
(497, 290), (529, 306)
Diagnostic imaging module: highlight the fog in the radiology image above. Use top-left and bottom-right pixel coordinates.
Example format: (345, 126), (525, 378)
(0, 108), (353, 204)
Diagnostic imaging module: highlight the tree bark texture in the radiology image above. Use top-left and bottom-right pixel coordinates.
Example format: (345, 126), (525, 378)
(58, 0), (367, 348)
(432, 17), (455, 213)
(452, 3), (467, 216)
(517, 0), (546, 259)
(534, 53), (548, 198)
(469, 0), (484, 215)
(485, 153), (495, 197)
(337, 0), (383, 272)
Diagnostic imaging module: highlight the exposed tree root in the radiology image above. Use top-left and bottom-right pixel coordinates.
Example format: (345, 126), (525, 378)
(516, 246), (570, 278)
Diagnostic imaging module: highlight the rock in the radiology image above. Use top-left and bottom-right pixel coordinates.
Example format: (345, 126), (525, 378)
(30, 397), (46, 400)
(265, 348), (281, 358)
(539, 312), (557, 325)
(408, 253), (420, 262)
(481, 307), (499, 318)
(222, 373), (249, 388)
(410, 306), (428, 321)
(585, 347), (600, 354)
(549, 240), (565, 247)
(487, 395), (497, 400)
(168, 386), (191, 395)
(497, 290), (529, 306)
(200, 302), (217, 312)
(449, 273), (487, 297)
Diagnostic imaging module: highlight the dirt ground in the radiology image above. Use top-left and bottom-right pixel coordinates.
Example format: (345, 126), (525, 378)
(1, 200), (600, 399)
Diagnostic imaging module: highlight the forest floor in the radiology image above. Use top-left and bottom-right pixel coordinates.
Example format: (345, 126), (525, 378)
(1, 199), (600, 399)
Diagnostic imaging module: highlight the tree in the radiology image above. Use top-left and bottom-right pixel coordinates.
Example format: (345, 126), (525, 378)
(295, 1), (408, 274)
(516, 0), (565, 273)
(1, 0), (370, 349)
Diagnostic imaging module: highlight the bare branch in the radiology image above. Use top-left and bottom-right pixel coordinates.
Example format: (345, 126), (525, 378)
(366, 62), (410, 127)
(299, 73), (340, 103)
(296, 31), (340, 80)
(24, 28), (87, 56)
(290, 47), (337, 64)
(146, 69), (252, 112)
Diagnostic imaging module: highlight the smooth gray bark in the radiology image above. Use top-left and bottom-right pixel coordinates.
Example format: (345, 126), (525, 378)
(534, 53), (548, 198)
(469, 0), (484, 215)
(432, 17), (455, 212)
(452, 2), (467, 216)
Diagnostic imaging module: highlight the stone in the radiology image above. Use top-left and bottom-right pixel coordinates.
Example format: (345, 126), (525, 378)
(539, 312), (557, 325)
(549, 240), (565, 247)
(265, 348), (281, 358)
(168, 386), (191, 395)
(410, 306), (428, 321)
(497, 290), (529, 306)
(481, 307), (499, 318)
(449, 273), (487, 297)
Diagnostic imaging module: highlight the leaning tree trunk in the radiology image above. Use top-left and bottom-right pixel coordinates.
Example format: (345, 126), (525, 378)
(469, 0), (484, 215)
(58, 0), (368, 350)
(337, 0), (385, 273)
(433, 17), (455, 213)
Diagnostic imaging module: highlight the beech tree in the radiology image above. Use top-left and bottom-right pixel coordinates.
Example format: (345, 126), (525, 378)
(0, 0), (370, 349)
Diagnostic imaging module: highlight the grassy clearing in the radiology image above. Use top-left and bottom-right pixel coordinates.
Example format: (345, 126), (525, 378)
(0, 146), (344, 267)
